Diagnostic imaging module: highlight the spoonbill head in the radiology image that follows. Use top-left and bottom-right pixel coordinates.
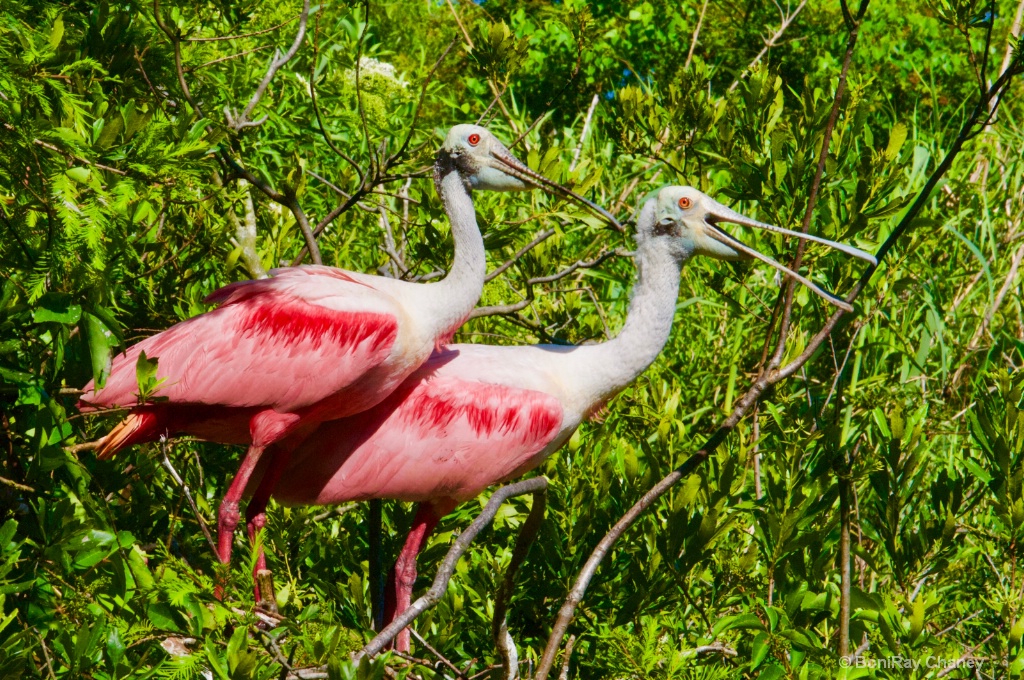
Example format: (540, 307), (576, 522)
(652, 186), (876, 311)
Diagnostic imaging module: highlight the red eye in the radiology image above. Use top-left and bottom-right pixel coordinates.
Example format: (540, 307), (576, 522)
(678, 197), (692, 209)
(467, 133), (481, 146)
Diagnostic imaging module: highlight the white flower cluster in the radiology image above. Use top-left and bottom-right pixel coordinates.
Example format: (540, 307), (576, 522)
(345, 57), (407, 89)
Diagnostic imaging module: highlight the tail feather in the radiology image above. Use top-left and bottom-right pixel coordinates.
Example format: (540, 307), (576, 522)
(97, 411), (161, 460)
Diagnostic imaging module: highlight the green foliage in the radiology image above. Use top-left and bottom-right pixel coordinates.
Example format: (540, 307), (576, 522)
(2, 0), (1024, 677)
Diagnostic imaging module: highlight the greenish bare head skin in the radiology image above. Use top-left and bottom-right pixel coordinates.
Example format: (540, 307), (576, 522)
(436, 124), (624, 230)
(647, 185), (875, 312)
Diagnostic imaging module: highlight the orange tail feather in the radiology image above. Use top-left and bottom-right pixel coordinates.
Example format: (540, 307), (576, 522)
(97, 411), (160, 460)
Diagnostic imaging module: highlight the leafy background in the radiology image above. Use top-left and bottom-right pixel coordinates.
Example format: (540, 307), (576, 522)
(1, 0), (1024, 677)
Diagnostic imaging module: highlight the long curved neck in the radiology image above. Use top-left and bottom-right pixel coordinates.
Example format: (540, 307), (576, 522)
(564, 207), (688, 407)
(419, 168), (487, 339)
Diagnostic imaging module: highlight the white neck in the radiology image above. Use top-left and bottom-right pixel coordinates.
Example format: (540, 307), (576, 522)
(562, 204), (688, 408)
(416, 169), (487, 339)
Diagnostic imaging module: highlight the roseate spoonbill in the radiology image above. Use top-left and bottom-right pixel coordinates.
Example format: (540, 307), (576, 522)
(254, 186), (876, 649)
(80, 124), (617, 576)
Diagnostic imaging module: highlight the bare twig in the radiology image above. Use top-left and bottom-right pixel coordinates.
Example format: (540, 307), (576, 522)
(160, 442), (217, 556)
(65, 440), (103, 454)
(226, 0), (311, 131)
(410, 629), (468, 679)
(486, 229), (557, 282)
(728, 0), (808, 92)
(557, 635), (576, 680)
(33, 139), (127, 176)
(492, 482), (548, 680)
(935, 631), (997, 678)
(0, 475), (33, 493)
(354, 477), (549, 661)
(153, 0), (203, 117)
(952, 240), (1024, 383)
(684, 0), (710, 70)
(190, 45), (272, 71)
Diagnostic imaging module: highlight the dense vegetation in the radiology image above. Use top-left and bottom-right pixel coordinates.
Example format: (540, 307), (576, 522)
(2, 0), (1024, 677)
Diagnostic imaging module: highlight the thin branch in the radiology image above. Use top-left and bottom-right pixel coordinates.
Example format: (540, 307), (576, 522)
(32, 139), (127, 176)
(153, 0), (203, 117)
(684, 0), (710, 70)
(227, 0), (311, 131)
(486, 229), (557, 282)
(728, 0), (808, 92)
(526, 248), (625, 286)
(160, 442), (217, 556)
(410, 629), (468, 680)
(492, 482), (548, 680)
(354, 477), (549, 661)
(190, 45), (272, 72)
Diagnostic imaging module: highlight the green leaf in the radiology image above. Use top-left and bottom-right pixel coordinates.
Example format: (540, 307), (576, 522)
(49, 17), (64, 49)
(146, 603), (181, 632)
(33, 294), (81, 324)
(106, 627), (125, 668)
(82, 311), (115, 387)
(65, 167), (92, 183)
(884, 122), (907, 161)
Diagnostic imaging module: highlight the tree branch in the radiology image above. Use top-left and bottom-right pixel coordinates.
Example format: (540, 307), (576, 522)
(492, 482), (547, 680)
(353, 477), (549, 661)
(226, 0), (311, 131)
(728, 0), (808, 92)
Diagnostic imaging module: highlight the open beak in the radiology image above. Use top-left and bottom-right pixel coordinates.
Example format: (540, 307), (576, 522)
(487, 146), (624, 232)
(700, 199), (873, 313)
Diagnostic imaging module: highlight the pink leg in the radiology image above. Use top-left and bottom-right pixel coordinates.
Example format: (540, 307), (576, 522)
(214, 410), (301, 599)
(383, 500), (456, 652)
(214, 444), (265, 599)
(245, 446), (295, 602)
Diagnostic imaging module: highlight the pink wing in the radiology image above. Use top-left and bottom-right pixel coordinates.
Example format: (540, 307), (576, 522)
(81, 268), (399, 412)
(276, 374), (564, 505)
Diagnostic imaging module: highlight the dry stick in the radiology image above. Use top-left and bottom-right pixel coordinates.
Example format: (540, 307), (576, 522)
(228, 0), (311, 131)
(683, 0), (710, 70)
(769, 0), (867, 369)
(409, 629), (468, 679)
(160, 442), (217, 556)
(32, 139), (127, 176)
(492, 482), (548, 680)
(486, 229), (557, 282)
(153, 0), (203, 117)
(728, 0), (808, 92)
(837, 440), (861, 659)
(354, 477), (549, 661)
(536, 7), (1024, 678)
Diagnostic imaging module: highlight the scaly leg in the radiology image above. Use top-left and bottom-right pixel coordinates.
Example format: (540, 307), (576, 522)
(383, 499), (456, 652)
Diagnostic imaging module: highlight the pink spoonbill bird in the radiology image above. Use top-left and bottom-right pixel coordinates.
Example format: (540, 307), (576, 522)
(80, 124), (618, 579)
(254, 186), (876, 649)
